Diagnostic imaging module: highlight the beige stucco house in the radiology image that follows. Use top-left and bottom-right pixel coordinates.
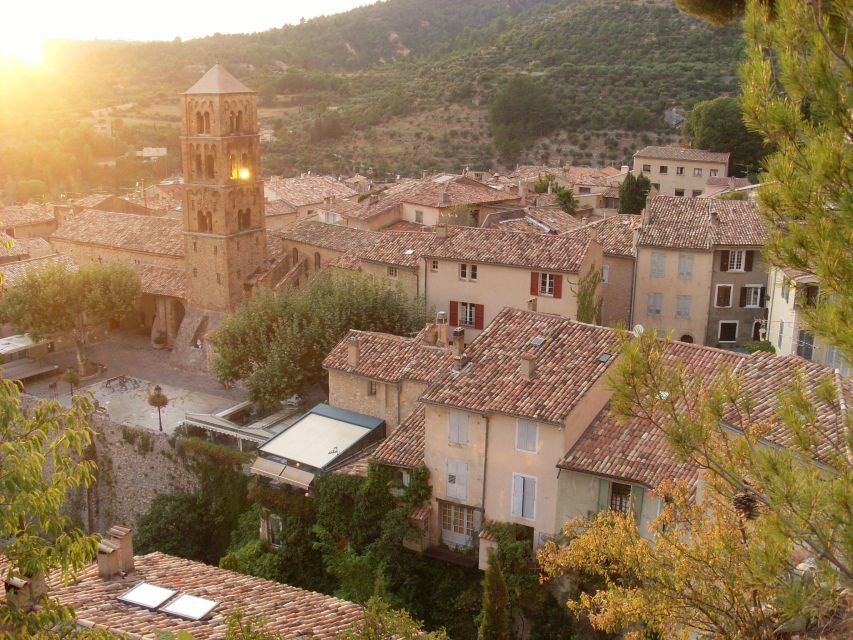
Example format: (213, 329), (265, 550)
(264, 174), (357, 227)
(632, 146), (730, 197)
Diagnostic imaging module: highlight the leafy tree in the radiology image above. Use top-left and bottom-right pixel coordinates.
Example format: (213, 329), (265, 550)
(212, 271), (429, 410)
(683, 96), (767, 176)
(0, 382), (100, 637)
(617, 172), (651, 215)
(439, 204), (475, 226)
(339, 597), (448, 640)
(489, 76), (558, 163)
(0, 263), (141, 375)
(533, 173), (557, 194)
(675, 0), (748, 24)
(555, 187), (577, 214)
(134, 493), (214, 562)
(574, 264), (603, 325)
(477, 550), (511, 640)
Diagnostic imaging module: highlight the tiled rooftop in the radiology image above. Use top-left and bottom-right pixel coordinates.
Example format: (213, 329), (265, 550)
(638, 196), (766, 250)
(373, 404), (426, 468)
(572, 214), (639, 257)
(137, 265), (186, 298)
(274, 220), (381, 254)
(0, 254), (77, 288)
(422, 226), (592, 273)
(266, 175), (356, 208)
(0, 203), (54, 227)
(46, 551), (363, 639)
(634, 145), (730, 164)
(420, 308), (620, 424)
(355, 231), (443, 269)
(52, 210), (184, 257)
(323, 329), (453, 384)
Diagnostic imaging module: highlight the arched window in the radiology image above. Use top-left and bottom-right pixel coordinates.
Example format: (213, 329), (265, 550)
(314, 252), (321, 271)
(292, 248), (299, 263)
(194, 154), (203, 178)
(203, 112), (211, 133)
(196, 112), (204, 133)
(205, 154), (215, 179)
(229, 111), (236, 132)
(235, 111), (243, 132)
(679, 334), (694, 344)
(197, 211), (208, 232)
(205, 211), (212, 231)
(241, 153), (249, 171)
(230, 155), (237, 179)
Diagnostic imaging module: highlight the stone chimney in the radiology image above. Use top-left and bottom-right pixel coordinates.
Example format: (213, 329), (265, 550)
(520, 352), (536, 380)
(97, 539), (122, 579)
(4, 574), (47, 611)
(97, 525), (135, 579)
(422, 170), (428, 180)
(108, 525), (134, 574)
(436, 311), (449, 345)
(436, 224), (449, 239)
(451, 327), (468, 371)
(620, 164), (629, 173)
(527, 297), (537, 312)
(347, 334), (360, 367)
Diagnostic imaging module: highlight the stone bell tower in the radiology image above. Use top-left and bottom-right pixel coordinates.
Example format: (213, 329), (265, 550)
(180, 64), (267, 312)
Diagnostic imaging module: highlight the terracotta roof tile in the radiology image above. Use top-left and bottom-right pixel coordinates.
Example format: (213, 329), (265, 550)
(0, 254), (77, 288)
(274, 220), (381, 254)
(355, 231), (443, 269)
(373, 404), (426, 468)
(422, 227), (591, 273)
(52, 210), (184, 257)
(46, 551), (362, 639)
(324, 330), (453, 384)
(137, 265), (186, 298)
(420, 308), (620, 424)
(266, 175), (356, 208)
(0, 203), (54, 227)
(571, 214), (639, 257)
(634, 146), (730, 164)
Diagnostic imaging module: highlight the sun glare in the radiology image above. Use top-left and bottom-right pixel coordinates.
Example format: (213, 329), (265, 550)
(0, 33), (43, 65)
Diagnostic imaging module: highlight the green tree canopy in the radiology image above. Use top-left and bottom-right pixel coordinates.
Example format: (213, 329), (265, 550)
(0, 263), (141, 374)
(477, 550), (511, 640)
(617, 172), (651, 215)
(555, 187), (577, 214)
(489, 75), (558, 163)
(211, 271), (429, 410)
(683, 96), (768, 176)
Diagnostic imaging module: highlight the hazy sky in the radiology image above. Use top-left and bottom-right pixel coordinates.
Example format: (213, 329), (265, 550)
(5, 0), (374, 42)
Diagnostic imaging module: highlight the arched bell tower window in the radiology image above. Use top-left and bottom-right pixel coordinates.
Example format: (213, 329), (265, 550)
(196, 112), (204, 134)
(235, 111), (243, 133)
(205, 154), (215, 179)
(203, 112), (211, 133)
(229, 111), (236, 132)
(241, 153), (249, 173)
(230, 154), (238, 179)
(194, 154), (203, 178)
(197, 210), (212, 232)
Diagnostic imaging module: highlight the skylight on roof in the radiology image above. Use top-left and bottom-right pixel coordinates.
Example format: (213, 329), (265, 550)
(434, 175), (454, 183)
(403, 249), (415, 255)
(597, 353), (612, 362)
(530, 336), (545, 347)
(160, 593), (219, 621)
(118, 583), (176, 609)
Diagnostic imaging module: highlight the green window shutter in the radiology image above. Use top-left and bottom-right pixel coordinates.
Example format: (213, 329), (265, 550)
(597, 478), (610, 513)
(631, 485), (645, 526)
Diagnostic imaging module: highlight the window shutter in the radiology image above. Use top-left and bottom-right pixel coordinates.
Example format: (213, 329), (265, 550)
(449, 301), (458, 326)
(597, 478), (610, 513)
(745, 250), (754, 272)
(511, 475), (524, 517)
(474, 304), (485, 330)
(522, 477), (536, 518)
(449, 414), (458, 444)
(760, 286), (767, 308)
(553, 274), (563, 299)
(530, 272), (539, 296)
(456, 462), (468, 500)
(630, 485), (645, 526)
(739, 287), (748, 308)
(719, 250), (729, 272)
(446, 460), (457, 499)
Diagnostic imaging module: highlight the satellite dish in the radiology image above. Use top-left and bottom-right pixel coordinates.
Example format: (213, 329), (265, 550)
(633, 324), (645, 335)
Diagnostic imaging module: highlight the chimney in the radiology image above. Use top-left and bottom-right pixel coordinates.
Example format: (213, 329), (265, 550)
(439, 191), (451, 205)
(520, 352), (536, 380)
(452, 327), (465, 357)
(4, 574), (47, 611)
(527, 297), (537, 312)
(620, 164), (629, 173)
(97, 539), (122, 579)
(436, 224), (449, 239)
(347, 334), (360, 367)
(518, 179), (526, 206)
(422, 170), (428, 180)
(108, 525), (135, 575)
(436, 311), (449, 345)
(422, 322), (438, 346)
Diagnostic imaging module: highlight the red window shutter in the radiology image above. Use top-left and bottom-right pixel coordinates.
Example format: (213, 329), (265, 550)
(474, 304), (485, 330)
(449, 301), (458, 326)
(530, 272), (539, 296)
(719, 251), (729, 272)
(744, 250), (754, 272)
(553, 274), (563, 299)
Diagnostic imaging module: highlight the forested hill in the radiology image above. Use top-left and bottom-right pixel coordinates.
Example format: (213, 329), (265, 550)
(0, 0), (743, 193)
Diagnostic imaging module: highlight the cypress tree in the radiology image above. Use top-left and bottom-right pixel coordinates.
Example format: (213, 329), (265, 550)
(618, 172), (651, 214)
(478, 549), (511, 640)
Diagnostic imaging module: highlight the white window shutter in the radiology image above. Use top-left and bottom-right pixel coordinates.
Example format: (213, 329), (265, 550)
(511, 475), (524, 517)
(523, 477), (536, 518)
(456, 461), (468, 500)
(446, 460), (458, 499)
(448, 415), (458, 443)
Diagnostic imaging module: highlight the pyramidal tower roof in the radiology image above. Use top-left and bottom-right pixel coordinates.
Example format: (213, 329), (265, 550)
(184, 64), (254, 95)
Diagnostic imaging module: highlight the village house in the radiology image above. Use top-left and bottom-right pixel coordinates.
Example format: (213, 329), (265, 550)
(632, 146), (730, 197)
(1, 527), (363, 639)
(0, 203), (58, 239)
(632, 196), (768, 346)
(510, 164), (627, 215)
(264, 174), (357, 227)
(766, 267), (850, 374)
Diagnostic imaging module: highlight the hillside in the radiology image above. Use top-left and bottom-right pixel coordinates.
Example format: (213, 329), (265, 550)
(0, 0), (742, 194)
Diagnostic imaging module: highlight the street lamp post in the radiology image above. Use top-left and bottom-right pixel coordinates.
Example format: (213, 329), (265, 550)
(147, 384), (169, 433)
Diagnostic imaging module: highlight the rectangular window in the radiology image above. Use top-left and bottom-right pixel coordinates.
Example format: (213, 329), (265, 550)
(367, 380), (377, 396)
(415, 210), (424, 223)
(650, 252), (666, 278)
(781, 279), (790, 303)
(715, 285), (733, 308)
(710, 169), (718, 177)
(267, 513), (283, 548)
(692, 190), (703, 197)
(387, 266), (398, 278)
(430, 260), (438, 272)
(693, 167), (703, 177)
(777, 320), (784, 349)
(446, 459), (468, 500)
(440, 502), (475, 546)
(659, 165), (668, 174)
(511, 474), (537, 519)
(674, 189), (685, 197)
(676, 166), (685, 175)
(539, 273), (556, 296)
(578, 186), (591, 194)
(469, 264), (478, 281)
(516, 419), (538, 452)
(610, 483), (631, 513)
(744, 286), (762, 308)
(459, 263), (467, 280)
(449, 410), (469, 445)
(677, 254), (693, 280)
(601, 264), (609, 283)
(642, 164), (651, 172)
(797, 330), (815, 360)
(459, 263), (477, 282)
(676, 295), (692, 319)
(459, 302), (476, 327)
(728, 250), (745, 271)
(719, 321), (738, 343)
(647, 292), (662, 316)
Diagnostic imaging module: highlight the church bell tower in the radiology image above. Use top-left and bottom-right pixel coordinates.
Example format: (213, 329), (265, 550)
(180, 64), (267, 312)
